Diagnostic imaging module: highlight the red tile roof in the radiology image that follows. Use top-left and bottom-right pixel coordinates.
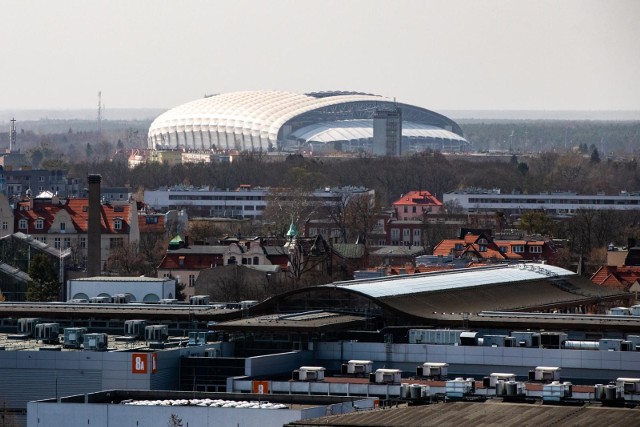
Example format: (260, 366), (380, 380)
(14, 198), (131, 235)
(392, 191), (442, 207)
(138, 214), (165, 234)
(591, 266), (640, 290)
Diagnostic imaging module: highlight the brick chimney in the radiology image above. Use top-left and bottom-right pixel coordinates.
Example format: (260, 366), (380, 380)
(87, 174), (102, 276)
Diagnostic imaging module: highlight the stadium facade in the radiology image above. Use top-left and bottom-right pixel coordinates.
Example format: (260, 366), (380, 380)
(147, 91), (469, 154)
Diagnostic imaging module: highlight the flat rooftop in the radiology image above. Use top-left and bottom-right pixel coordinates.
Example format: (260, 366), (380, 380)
(289, 400), (640, 426)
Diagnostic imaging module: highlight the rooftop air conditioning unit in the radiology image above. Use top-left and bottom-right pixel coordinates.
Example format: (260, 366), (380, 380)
(341, 360), (373, 376)
(124, 320), (147, 339)
(297, 366), (325, 382)
(530, 366), (561, 382)
(83, 333), (108, 351)
(111, 294), (132, 304)
(17, 318), (41, 337)
(63, 327), (87, 349)
(204, 348), (220, 358)
(35, 323), (61, 344)
(616, 378), (640, 394)
(417, 362), (448, 379)
(89, 296), (111, 303)
(372, 368), (402, 384)
(145, 325), (169, 343)
(190, 295), (210, 305)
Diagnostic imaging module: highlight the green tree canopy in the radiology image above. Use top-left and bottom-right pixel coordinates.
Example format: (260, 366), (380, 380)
(26, 254), (59, 301)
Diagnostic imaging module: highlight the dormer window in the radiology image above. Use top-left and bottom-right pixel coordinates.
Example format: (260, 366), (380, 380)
(478, 238), (488, 245)
(19, 219), (28, 230)
(454, 243), (463, 251)
(60, 222), (66, 232)
(35, 219), (44, 230)
(114, 218), (123, 230)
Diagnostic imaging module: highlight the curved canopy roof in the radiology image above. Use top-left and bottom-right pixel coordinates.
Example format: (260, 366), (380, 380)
(289, 119), (468, 144)
(254, 264), (627, 324)
(147, 91), (465, 150)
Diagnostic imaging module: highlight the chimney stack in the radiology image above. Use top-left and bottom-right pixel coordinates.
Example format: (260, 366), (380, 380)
(87, 174), (102, 276)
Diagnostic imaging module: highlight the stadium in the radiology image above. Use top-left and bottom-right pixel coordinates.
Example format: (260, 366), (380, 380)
(147, 90), (469, 154)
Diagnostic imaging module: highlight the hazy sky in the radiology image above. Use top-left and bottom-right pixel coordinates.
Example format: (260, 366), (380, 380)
(2, 0), (639, 112)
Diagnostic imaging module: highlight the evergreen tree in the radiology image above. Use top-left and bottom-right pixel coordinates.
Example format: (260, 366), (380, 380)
(26, 254), (59, 301)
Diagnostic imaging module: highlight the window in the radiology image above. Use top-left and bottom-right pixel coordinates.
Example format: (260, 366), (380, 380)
(54, 237), (61, 249)
(80, 237), (86, 249)
(499, 246), (508, 253)
(188, 274), (196, 286)
(110, 238), (123, 249)
(403, 229), (410, 237)
(253, 256), (259, 265)
(60, 222), (66, 232)
(529, 245), (543, 253)
(309, 227), (317, 236)
(479, 245), (487, 252)
(478, 238), (488, 245)
(36, 219), (44, 230)
(178, 256), (185, 266)
(454, 243), (463, 250)
(512, 245), (525, 253)
(114, 219), (122, 230)
(39, 176), (45, 182)
(19, 219), (27, 229)
(391, 228), (400, 239)
(64, 237), (71, 248)
(403, 206), (408, 213)
(2, 221), (7, 230)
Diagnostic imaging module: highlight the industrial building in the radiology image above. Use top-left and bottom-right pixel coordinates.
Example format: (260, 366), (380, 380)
(2, 263), (640, 426)
(147, 90), (468, 154)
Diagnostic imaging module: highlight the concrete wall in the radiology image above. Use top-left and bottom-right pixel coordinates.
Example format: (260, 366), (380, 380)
(67, 279), (176, 302)
(316, 341), (640, 382)
(246, 351), (312, 377)
(27, 402), (306, 427)
(0, 346), (202, 410)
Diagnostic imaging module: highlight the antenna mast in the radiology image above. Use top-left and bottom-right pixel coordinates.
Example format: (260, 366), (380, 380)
(97, 91), (103, 134)
(9, 117), (17, 152)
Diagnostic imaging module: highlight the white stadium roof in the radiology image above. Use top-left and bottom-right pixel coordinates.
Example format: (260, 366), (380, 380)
(328, 264), (573, 298)
(149, 91), (393, 149)
(290, 119), (467, 144)
(147, 90), (467, 152)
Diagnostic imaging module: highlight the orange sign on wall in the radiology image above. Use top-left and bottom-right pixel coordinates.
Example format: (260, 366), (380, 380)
(252, 380), (270, 394)
(151, 353), (158, 374)
(132, 353), (148, 374)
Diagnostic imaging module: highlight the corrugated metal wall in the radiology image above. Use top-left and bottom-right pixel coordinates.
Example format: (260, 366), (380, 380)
(0, 368), (102, 408)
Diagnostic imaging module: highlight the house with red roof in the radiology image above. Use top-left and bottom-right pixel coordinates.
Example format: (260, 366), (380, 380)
(392, 191), (442, 220)
(433, 230), (555, 263)
(12, 192), (139, 272)
(157, 237), (290, 297)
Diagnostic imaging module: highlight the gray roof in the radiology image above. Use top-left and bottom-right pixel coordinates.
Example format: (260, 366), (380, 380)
(167, 245), (229, 255)
(0, 261), (31, 283)
(369, 246), (426, 256)
(7, 232), (73, 259)
(71, 276), (174, 283)
(329, 264), (571, 299)
(332, 243), (366, 259)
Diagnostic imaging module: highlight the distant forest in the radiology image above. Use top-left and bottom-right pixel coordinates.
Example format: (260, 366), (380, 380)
(0, 119), (639, 205)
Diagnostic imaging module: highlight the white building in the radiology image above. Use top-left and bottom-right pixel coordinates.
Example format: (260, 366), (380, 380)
(67, 277), (176, 302)
(443, 188), (640, 215)
(144, 185), (375, 219)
